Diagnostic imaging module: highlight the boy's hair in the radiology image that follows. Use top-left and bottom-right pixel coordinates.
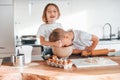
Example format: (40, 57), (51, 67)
(49, 28), (65, 42)
(42, 3), (60, 23)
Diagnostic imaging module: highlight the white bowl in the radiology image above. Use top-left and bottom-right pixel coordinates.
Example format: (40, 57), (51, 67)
(52, 46), (73, 58)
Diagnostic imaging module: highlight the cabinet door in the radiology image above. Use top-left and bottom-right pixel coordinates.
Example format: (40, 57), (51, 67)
(0, 0), (12, 5)
(0, 4), (15, 54)
(96, 44), (120, 51)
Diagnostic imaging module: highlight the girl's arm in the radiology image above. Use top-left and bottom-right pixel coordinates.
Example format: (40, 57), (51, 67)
(40, 36), (62, 47)
(72, 49), (83, 54)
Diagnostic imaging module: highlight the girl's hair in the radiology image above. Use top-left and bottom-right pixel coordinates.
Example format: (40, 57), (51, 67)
(49, 28), (65, 42)
(42, 3), (60, 23)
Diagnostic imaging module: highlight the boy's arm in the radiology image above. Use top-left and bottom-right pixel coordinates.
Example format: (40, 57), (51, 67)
(86, 35), (99, 52)
(90, 34), (99, 50)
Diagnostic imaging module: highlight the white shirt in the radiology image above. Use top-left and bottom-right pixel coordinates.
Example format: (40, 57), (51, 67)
(37, 22), (62, 41)
(72, 30), (92, 50)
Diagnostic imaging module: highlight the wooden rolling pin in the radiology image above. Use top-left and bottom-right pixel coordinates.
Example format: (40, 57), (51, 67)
(82, 48), (115, 57)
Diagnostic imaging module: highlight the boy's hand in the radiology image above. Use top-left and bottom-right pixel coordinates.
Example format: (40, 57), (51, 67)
(81, 50), (91, 57)
(85, 46), (94, 52)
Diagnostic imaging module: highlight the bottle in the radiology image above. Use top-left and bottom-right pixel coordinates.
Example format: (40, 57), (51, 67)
(118, 27), (120, 39)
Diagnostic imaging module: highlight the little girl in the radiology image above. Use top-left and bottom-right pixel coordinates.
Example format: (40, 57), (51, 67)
(37, 3), (62, 59)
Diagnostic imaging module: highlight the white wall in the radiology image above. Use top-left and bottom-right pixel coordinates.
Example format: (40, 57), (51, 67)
(14, 0), (120, 39)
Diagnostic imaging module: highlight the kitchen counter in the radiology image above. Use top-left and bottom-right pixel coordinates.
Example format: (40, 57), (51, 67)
(96, 40), (120, 52)
(0, 57), (120, 80)
(99, 40), (120, 45)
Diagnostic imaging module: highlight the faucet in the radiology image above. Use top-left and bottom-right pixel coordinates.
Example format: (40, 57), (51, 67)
(103, 23), (112, 40)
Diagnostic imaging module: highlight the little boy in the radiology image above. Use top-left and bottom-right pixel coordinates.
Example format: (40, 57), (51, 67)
(49, 28), (99, 56)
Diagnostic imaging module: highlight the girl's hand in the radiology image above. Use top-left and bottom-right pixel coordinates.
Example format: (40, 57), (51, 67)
(57, 40), (62, 47)
(54, 40), (62, 47)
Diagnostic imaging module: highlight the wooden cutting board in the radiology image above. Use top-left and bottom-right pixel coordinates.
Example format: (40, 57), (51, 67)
(72, 57), (118, 68)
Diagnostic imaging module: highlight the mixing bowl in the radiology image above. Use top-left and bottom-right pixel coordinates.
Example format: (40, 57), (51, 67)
(52, 46), (73, 58)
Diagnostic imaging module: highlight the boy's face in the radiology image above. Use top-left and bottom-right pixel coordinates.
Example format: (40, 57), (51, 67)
(61, 37), (72, 47)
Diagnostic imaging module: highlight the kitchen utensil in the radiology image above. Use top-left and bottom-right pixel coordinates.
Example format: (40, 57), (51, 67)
(17, 45), (33, 64)
(11, 54), (25, 67)
(21, 35), (36, 44)
(52, 45), (73, 58)
(108, 50), (120, 56)
(82, 49), (115, 56)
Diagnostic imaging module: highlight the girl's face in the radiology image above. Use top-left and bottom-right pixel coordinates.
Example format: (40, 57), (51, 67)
(46, 5), (59, 23)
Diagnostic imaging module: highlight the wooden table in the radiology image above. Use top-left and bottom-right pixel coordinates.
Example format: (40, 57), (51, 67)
(0, 57), (120, 80)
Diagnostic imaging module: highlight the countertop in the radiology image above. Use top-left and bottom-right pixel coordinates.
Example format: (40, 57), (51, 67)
(98, 39), (120, 45)
(0, 57), (120, 80)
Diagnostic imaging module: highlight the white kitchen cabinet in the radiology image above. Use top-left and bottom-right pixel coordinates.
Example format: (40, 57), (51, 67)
(0, 0), (12, 5)
(0, 0), (15, 55)
(96, 40), (120, 51)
